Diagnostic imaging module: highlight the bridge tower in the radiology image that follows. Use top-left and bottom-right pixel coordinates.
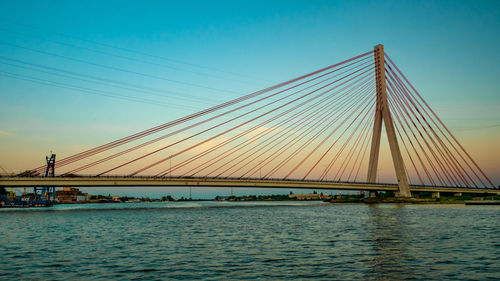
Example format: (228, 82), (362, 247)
(367, 44), (411, 197)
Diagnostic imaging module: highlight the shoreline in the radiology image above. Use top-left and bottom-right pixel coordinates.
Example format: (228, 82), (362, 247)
(327, 198), (500, 204)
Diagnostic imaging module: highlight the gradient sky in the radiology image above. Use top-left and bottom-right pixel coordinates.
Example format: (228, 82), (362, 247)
(1, 0), (499, 197)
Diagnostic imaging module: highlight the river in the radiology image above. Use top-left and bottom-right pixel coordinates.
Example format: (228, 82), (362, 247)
(1, 202), (499, 280)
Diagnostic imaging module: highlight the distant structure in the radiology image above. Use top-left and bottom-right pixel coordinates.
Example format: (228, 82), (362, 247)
(289, 193), (325, 200)
(56, 187), (88, 203)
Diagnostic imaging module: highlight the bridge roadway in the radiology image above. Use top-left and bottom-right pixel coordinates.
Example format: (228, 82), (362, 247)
(1, 176), (499, 195)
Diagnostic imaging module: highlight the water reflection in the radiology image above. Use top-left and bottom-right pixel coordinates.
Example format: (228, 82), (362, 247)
(366, 204), (415, 280)
(1, 203), (498, 280)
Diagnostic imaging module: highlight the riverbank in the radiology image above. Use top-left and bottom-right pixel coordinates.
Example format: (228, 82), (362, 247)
(327, 197), (500, 204)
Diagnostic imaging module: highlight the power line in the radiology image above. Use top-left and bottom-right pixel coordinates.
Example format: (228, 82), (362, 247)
(0, 27), (265, 87)
(0, 56), (223, 105)
(0, 19), (272, 83)
(0, 40), (244, 95)
(0, 70), (205, 110)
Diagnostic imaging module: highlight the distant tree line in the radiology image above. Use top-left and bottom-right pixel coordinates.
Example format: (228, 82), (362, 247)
(215, 194), (293, 201)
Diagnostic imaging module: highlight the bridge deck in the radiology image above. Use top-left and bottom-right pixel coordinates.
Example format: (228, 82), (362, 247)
(1, 176), (498, 195)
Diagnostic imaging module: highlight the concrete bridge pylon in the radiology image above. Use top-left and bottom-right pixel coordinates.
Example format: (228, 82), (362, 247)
(367, 44), (411, 198)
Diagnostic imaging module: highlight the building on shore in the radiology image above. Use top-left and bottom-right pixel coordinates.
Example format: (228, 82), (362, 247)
(56, 187), (89, 203)
(289, 193), (325, 200)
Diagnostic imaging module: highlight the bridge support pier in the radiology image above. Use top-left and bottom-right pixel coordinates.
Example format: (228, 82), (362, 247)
(367, 44), (412, 198)
(365, 191), (379, 198)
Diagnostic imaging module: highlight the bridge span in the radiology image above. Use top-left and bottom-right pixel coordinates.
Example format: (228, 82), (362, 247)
(1, 176), (498, 195)
(4, 46), (498, 198)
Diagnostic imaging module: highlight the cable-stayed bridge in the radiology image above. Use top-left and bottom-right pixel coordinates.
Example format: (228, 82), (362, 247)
(1, 45), (498, 197)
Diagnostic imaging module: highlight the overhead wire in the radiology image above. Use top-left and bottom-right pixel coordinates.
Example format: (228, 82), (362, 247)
(29, 50), (373, 174)
(387, 70), (471, 187)
(185, 68), (376, 178)
(0, 70), (183, 108)
(0, 56), (223, 105)
(148, 62), (375, 177)
(386, 67), (468, 187)
(298, 92), (375, 180)
(385, 53), (494, 188)
(0, 19), (271, 83)
(387, 76), (448, 186)
(0, 27), (264, 86)
(198, 70), (376, 178)
(157, 63), (376, 177)
(259, 81), (375, 179)
(93, 53), (375, 175)
(227, 75), (375, 179)
(329, 109), (375, 182)
(0, 40), (242, 95)
(387, 87), (426, 185)
(264, 83), (375, 179)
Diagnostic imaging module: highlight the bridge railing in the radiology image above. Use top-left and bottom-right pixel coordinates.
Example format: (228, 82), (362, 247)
(2, 173), (497, 190)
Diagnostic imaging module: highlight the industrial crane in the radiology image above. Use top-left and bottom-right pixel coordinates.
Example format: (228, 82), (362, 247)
(0, 165), (17, 199)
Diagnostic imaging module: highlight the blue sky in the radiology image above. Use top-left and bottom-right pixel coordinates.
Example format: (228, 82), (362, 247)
(1, 0), (499, 196)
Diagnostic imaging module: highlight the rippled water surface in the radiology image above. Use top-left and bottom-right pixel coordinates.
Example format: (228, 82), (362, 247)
(1, 202), (499, 280)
